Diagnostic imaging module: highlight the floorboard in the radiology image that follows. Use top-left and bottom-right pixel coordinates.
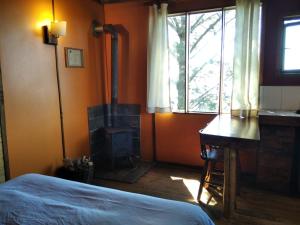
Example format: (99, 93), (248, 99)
(94, 163), (300, 225)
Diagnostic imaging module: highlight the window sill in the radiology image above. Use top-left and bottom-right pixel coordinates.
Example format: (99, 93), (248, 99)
(172, 111), (219, 116)
(281, 70), (300, 76)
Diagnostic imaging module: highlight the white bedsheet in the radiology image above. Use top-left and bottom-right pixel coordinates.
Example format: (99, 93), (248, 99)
(0, 174), (214, 225)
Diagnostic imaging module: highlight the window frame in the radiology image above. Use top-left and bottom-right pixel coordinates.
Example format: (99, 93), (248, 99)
(281, 16), (300, 76)
(168, 6), (235, 115)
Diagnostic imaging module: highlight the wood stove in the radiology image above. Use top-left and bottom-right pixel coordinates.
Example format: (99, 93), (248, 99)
(88, 104), (140, 170)
(88, 22), (140, 170)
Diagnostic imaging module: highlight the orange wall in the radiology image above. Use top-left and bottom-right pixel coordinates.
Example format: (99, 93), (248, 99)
(156, 113), (215, 166)
(0, 0), (62, 177)
(54, 0), (104, 158)
(0, 0), (104, 177)
(104, 2), (153, 161)
(157, 113), (256, 171)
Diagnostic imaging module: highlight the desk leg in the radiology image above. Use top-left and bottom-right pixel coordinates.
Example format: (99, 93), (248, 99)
(223, 147), (237, 219)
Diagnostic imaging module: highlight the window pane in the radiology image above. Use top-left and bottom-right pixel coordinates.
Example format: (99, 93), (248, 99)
(188, 11), (222, 113)
(168, 15), (186, 112)
(221, 9), (236, 113)
(283, 22), (300, 71)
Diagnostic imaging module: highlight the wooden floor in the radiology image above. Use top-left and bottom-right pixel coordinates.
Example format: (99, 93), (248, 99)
(96, 163), (300, 225)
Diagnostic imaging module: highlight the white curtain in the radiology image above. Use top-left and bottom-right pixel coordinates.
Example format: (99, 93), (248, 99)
(231, 0), (260, 118)
(147, 3), (171, 113)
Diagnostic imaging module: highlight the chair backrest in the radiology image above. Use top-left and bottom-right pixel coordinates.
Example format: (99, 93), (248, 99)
(199, 129), (207, 160)
(200, 144), (223, 160)
(199, 128), (222, 161)
(200, 144), (208, 160)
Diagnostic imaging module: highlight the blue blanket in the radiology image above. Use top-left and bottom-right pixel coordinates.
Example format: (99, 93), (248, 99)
(0, 174), (214, 225)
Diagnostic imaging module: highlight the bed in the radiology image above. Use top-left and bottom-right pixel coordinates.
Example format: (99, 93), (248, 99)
(0, 174), (214, 225)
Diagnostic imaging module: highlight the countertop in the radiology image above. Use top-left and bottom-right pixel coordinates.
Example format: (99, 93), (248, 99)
(259, 110), (300, 118)
(259, 110), (300, 126)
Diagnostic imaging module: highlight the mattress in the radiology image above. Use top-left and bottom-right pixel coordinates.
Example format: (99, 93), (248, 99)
(0, 174), (214, 225)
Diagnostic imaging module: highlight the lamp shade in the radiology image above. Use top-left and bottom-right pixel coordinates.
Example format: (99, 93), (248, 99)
(51, 21), (67, 37)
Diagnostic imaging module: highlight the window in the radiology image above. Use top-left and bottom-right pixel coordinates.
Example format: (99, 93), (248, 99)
(168, 8), (236, 113)
(282, 17), (300, 74)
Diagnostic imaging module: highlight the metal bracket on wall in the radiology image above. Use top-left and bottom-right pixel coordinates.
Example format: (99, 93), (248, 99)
(92, 20), (102, 38)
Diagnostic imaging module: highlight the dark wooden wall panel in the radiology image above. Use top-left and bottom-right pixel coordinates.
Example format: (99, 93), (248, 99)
(262, 0), (300, 85)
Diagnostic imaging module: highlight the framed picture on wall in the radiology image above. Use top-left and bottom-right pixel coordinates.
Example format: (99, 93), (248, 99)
(65, 48), (84, 68)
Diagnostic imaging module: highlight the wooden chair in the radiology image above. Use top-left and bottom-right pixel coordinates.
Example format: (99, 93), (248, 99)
(197, 144), (224, 205)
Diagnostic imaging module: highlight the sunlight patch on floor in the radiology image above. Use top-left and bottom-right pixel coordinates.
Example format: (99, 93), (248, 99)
(170, 176), (217, 206)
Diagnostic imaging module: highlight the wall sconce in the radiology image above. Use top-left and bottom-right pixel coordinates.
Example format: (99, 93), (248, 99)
(42, 21), (67, 45)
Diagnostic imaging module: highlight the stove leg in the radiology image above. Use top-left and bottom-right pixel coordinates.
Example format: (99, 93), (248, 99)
(110, 157), (115, 170)
(128, 156), (135, 168)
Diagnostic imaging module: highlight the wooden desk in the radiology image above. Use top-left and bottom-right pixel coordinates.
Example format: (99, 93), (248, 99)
(199, 114), (260, 218)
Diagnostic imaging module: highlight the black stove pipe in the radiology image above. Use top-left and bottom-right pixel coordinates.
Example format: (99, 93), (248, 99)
(103, 24), (119, 106)
(93, 22), (119, 127)
(104, 25), (118, 128)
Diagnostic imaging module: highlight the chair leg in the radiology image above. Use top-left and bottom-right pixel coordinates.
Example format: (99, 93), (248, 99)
(198, 160), (209, 203)
(206, 194), (213, 205)
(208, 161), (217, 182)
(236, 151), (241, 196)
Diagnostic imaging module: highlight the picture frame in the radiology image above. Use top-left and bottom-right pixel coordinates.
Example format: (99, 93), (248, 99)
(65, 48), (84, 68)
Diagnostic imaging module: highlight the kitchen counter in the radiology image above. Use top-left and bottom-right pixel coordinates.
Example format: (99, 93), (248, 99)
(259, 110), (300, 126)
(257, 109), (300, 193)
